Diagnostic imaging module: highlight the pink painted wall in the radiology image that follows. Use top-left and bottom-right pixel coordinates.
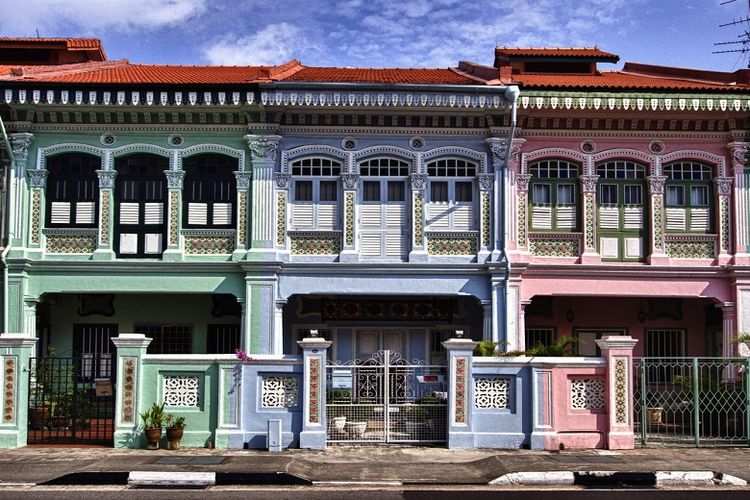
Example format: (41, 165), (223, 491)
(547, 365), (607, 449)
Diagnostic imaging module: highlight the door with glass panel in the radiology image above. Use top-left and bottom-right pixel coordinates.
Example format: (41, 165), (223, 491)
(114, 154), (168, 258)
(596, 160), (647, 261)
(359, 158), (409, 260)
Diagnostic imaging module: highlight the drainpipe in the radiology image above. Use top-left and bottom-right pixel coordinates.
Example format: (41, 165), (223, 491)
(0, 114), (15, 333)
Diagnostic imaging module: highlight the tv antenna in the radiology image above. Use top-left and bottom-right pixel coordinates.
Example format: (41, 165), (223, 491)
(714, 0), (750, 66)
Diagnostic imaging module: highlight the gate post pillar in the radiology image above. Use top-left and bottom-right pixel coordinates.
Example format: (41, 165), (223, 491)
(0, 333), (37, 448)
(442, 337), (479, 448)
(297, 335), (332, 449)
(596, 335), (638, 450)
(111, 334), (152, 448)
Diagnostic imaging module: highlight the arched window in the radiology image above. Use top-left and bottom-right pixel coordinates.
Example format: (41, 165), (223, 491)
(290, 157), (342, 229)
(46, 153), (99, 228)
(664, 161), (713, 232)
(426, 158), (477, 231)
(183, 154), (237, 229)
(529, 159), (579, 231)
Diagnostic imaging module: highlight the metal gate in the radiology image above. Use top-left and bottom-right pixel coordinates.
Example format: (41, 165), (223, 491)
(326, 350), (447, 443)
(28, 355), (116, 445)
(634, 358), (750, 447)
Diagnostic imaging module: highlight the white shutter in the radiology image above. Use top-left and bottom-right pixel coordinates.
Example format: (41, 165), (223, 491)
(212, 203), (232, 226)
(144, 203), (163, 224)
(623, 207), (644, 230)
(531, 206), (552, 229)
(75, 202), (96, 225)
(385, 204), (406, 228)
(427, 204), (450, 229)
(385, 233), (405, 257)
(119, 233), (138, 254)
(317, 204), (338, 229)
(666, 208), (686, 231)
(119, 203), (139, 224)
(360, 205), (382, 227)
(598, 207), (620, 230)
(360, 233), (382, 257)
(453, 204), (474, 230)
(188, 203), (208, 225)
(556, 206), (576, 229)
(144, 233), (162, 254)
(292, 204), (314, 227)
(689, 208), (710, 232)
(50, 201), (71, 224)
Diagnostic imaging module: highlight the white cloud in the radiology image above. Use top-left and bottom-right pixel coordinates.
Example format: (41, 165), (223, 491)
(0, 0), (207, 35)
(204, 23), (306, 66)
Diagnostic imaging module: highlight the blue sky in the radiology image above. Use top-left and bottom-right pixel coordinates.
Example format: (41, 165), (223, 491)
(1, 0), (749, 72)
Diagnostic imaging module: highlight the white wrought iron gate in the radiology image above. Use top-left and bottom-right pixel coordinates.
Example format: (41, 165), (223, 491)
(326, 350), (447, 443)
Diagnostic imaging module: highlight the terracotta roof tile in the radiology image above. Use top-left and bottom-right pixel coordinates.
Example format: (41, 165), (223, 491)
(283, 66), (479, 85)
(0, 37), (106, 60)
(495, 47), (619, 61)
(511, 72), (750, 91)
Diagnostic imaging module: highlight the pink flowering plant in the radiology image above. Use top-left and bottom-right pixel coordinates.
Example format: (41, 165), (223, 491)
(234, 348), (254, 362)
(165, 413), (186, 429)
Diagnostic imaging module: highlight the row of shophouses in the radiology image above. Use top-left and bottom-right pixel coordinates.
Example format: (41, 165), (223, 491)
(0, 37), (749, 451)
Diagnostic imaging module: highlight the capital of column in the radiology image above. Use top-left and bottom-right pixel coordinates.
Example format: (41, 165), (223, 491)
(714, 176), (734, 196)
(647, 175), (667, 195)
(409, 173), (428, 190)
(274, 172), (291, 190)
(96, 169), (117, 189)
(245, 134), (282, 163)
(9, 132), (34, 164)
(341, 173), (360, 190)
(580, 174), (599, 194)
(162, 170), (185, 189)
(728, 141), (749, 170)
(26, 168), (48, 188)
(235, 170), (253, 189)
(595, 335), (637, 351)
(477, 174), (494, 191)
(485, 137), (508, 170)
(516, 174), (532, 192)
(297, 337), (333, 350)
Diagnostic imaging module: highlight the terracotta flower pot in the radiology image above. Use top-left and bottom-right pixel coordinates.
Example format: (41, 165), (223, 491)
(144, 427), (162, 450)
(166, 427), (184, 450)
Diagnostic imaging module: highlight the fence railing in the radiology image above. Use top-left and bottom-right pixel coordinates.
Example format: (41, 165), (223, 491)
(634, 357), (750, 447)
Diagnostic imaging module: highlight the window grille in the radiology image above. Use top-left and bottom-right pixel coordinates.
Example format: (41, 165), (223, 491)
(73, 324), (117, 379)
(207, 324), (240, 354)
(136, 324), (192, 354)
(645, 329), (686, 358)
(525, 328), (554, 348)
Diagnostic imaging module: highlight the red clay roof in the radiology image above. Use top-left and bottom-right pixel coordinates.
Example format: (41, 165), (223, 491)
(495, 47), (619, 61)
(511, 71), (750, 91)
(283, 66), (480, 85)
(0, 37), (106, 61)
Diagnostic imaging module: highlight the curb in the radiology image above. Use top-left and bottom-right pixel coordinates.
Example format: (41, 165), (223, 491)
(489, 470), (748, 487)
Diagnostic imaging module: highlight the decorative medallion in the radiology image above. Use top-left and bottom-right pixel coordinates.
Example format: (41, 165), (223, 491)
(570, 378), (605, 410)
(163, 375), (200, 407)
(474, 376), (509, 409)
(184, 235), (234, 254)
(261, 376), (299, 408)
(100, 190), (111, 246)
(100, 133), (116, 146)
(344, 192), (354, 247)
(614, 358), (627, 424)
(648, 140), (665, 154)
(46, 235), (96, 254)
(277, 191), (287, 246)
(409, 136), (425, 150)
(341, 137), (358, 150)
(30, 189), (41, 245)
(454, 357), (467, 424)
(238, 191), (247, 248)
(580, 140), (597, 153)
(290, 235), (342, 255)
(122, 357), (136, 423)
(517, 192), (528, 246)
(413, 193), (424, 246)
(481, 192), (490, 248)
(167, 133), (184, 146)
(3, 358), (16, 423)
(308, 356), (322, 424)
(169, 191), (179, 246)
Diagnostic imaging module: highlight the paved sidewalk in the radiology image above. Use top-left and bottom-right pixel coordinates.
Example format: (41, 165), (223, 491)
(0, 446), (750, 486)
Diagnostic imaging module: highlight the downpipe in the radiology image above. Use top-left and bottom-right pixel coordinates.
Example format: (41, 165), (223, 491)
(0, 114), (15, 333)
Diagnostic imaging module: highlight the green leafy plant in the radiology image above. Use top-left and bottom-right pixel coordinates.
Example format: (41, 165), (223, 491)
(473, 340), (502, 357)
(165, 414), (186, 429)
(139, 402), (166, 430)
(526, 336), (579, 357)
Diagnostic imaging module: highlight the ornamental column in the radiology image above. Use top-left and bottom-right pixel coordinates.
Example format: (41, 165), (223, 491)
(408, 173), (427, 262)
(0, 333), (37, 448)
(245, 134), (282, 260)
(646, 175), (669, 265)
(111, 334), (152, 448)
(714, 176), (734, 265)
(25, 169), (47, 254)
(579, 174), (600, 264)
(477, 174), (494, 261)
(442, 337), (479, 449)
(93, 169), (117, 260)
(162, 170), (184, 261)
(514, 173), (532, 254)
(595, 335), (638, 450)
(297, 335), (332, 449)
(340, 172), (360, 262)
(485, 137), (506, 262)
(8, 133), (33, 246)
(234, 171), (252, 260)
(719, 302), (737, 358)
(729, 142), (749, 264)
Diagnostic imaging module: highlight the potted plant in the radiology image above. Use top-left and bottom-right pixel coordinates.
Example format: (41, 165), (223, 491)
(140, 402), (165, 450)
(165, 414), (186, 450)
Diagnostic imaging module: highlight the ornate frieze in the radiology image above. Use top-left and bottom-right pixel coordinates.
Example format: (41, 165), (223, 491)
(235, 171), (252, 190)
(341, 173), (360, 190)
(163, 375), (200, 407)
(413, 192), (424, 246)
(276, 191), (287, 246)
(570, 378), (605, 410)
(246, 134), (282, 163)
(344, 192), (354, 247)
(184, 234), (234, 254)
(290, 234), (342, 255)
(164, 170), (185, 189)
(474, 376), (510, 409)
(26, 168), (48, 188)
(260, 89), (507, 109)
(30, 189), (41, 245)
(427, 235), (477, 255)
(96, 169), (117, 189)
(519, 92), (750, 113)
(529, 233), (580, 257)
(409, 174), (428, 191)
(3, 358), (16, 423)
(481, 192), (491, 248)
(261, 376), (299, 408)
(274, 172), (292, 190)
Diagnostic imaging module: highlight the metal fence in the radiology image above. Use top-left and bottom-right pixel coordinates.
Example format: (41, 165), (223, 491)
(634, 358), (750, 447)
(326, 350), (447, 443)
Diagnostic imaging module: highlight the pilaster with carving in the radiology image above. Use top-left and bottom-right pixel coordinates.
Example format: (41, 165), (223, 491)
(26, 169), (47, 248)
(646, 175), (668, 264)
(8, 133), (34, 244)
(245, 134), (282, 254)
(515, 174), (532, 250)
(162, 170), (185, 253)
(409, 174), (428, 260)
(477, 174), (493, 251)
(91, 169), (117, 258)
(715, 176), (733, 262)
(236, 171), (252, 252)
(728, 142), (750, 259)
(579, 175), (600, 262)
(341, 173), (360, 256)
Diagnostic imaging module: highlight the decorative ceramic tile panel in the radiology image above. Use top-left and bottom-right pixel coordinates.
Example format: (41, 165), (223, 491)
(308, 357), (321, 424)
(261, 375), (299, 408)
(584, 194), (595, 249)
(474, 376), (510, 409)
(30, 189), (41, 245)
(184, 235), (234, 254)
(169, 191), (179, 246)
(652, 198), (663, 250)
(720, 197), (729, 252)
(665, 238), (715, 259)
(570, 378), (605, 410)
(238, 190), (247, 249)
(517, 192), (527, 246)
(413, 192), (423, 246)
(122, 357), (137, 423)
(344, 191), (354, 247)
(427, 236), (477, 255)
(615, 358), (628, 424)
(290, 235), (341, 255)
(277, 191), (287, 246)
(3, 358), (16, 423)
(529, 235), (580, 257)
(163, 375), (200, 407)
(454, 357), (467, 423)
(46, 234), (96, 253)
(100, 190), (111, 246)
(481, 192), (490, 247)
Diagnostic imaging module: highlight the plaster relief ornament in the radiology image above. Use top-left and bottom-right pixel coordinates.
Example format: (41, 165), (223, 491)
(580, 175), (600, 193)
(410, 174), (429, 190)
(246, 135), (281, 162)
(477, 174), (495, 191)
(96, 170), (118, 189)
(164, 170), (186, 189)
(731, 143), (750, 167)
(489, 141), (508, 164)
(341, 173), (360, 190)
(10, 133), (34, 162)
(515, 174), (532, 192)
(647, 176), (667, 195)
(26, 168), (48, 188)
(714, 177), (734, 196)
(234, 171), (252, 189)
(274, 172), (292, 190)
